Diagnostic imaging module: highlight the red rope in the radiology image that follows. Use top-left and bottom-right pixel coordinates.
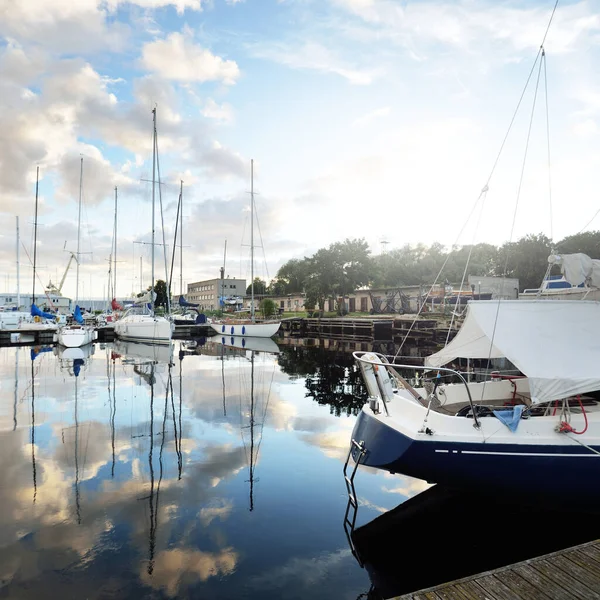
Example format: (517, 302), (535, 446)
(559, 396), (588, 435)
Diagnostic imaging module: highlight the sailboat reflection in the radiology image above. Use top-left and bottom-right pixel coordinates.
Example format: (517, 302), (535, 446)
(238, 348), (276, 512)
(55, 343), (96, 524)
(116, 339), (181, 575)
(350, 485), (600, 599)
(29, 345), (53, 503)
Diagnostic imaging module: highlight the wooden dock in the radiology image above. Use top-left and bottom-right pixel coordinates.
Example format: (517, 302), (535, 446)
(279, 315), (460, 344)
(399, 539), (600, 599)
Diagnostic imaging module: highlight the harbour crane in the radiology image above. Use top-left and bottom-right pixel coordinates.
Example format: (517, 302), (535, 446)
(46, 247), (78, 295)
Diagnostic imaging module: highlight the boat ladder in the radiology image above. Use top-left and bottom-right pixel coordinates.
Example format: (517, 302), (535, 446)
(343, 438), (366, 566)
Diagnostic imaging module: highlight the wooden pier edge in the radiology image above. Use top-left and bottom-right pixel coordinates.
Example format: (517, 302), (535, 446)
(397, 538), (600, 599)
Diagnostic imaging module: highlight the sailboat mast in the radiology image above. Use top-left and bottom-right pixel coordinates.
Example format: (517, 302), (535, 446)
(151, 108), (156, 313)
(114, 186), (118, 301)
(250, 159), (254, 322)
(32, 167), (39, 306)
(16, 216), (20, 308)
(76, 157), (83, 305)
(249, 349), (255, 511)
(179, 180), (183, 297)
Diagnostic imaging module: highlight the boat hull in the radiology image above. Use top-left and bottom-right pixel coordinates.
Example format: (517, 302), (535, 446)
(56, 325), (97, 348)
(351, 407), (600, 498)
(114, 315), (173, 344)
(210, 321), (280, 338)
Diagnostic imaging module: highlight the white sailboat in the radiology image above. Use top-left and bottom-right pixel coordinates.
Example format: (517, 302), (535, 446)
(114, 108), (174, 345)
(210, 160), (280, 339)
(56, 157), (97, 348)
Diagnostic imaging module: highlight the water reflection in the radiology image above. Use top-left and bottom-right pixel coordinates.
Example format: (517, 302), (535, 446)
(0, 340), (416, 598)
(278, 345), (368, 416)
(352, 484), (600, 599)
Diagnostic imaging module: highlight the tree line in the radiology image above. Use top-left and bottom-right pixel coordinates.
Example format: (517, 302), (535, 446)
(250, 231), (600, 310)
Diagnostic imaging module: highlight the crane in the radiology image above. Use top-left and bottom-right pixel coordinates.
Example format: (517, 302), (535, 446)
(46, 249), (78, 295)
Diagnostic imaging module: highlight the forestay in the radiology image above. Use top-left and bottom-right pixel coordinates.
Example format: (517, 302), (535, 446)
(426, 300), (600, 404)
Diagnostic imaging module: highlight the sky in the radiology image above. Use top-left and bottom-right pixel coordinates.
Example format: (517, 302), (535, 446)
(1, 0), (600, 301)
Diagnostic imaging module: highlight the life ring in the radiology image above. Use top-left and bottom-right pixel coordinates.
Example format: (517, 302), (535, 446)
(34, 316), (41, 323)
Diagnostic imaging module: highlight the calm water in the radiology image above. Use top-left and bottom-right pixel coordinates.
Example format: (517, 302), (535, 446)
(0, 338), (425, 599)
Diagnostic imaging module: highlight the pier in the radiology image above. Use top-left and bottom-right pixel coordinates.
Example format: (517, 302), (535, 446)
(400, 539), (600, 599)
(280, 315), (460, 344)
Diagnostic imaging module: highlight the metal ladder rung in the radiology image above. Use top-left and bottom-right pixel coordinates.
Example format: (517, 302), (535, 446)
(343, 438), (366, 567)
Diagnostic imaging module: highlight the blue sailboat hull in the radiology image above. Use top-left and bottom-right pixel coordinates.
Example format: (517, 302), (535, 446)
(351, 409), (600, 499)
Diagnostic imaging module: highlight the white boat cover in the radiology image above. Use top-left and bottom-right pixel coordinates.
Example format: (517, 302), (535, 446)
(426, 300), (600, 404)
(548, 253), (600, 288)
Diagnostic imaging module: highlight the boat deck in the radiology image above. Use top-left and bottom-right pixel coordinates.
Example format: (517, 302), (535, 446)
(400, 538), (600, 599)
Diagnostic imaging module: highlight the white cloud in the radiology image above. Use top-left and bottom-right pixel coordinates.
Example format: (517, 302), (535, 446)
(141, 32), (240, 84)
(352, 106), (390, 128)
(250, 40), (378, 85)
(201, 98), (234, 123)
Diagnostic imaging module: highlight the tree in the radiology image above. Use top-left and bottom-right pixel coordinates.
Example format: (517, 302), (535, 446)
(555, 231), (600, 258)
(260, 298), (277, 318)
(275, 258), (310, 294)
(497, 234), (552, 291)
(153, 280), (169, 308)
(267, 278), (287, 296)
(246, 277), (267, 295)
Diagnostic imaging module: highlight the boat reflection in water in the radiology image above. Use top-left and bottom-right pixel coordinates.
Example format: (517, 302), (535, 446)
(54, 343), (96, 524)
(350, 484), (600, 599)
(213, 335), (279, 511)
(113, 339), (180, 574)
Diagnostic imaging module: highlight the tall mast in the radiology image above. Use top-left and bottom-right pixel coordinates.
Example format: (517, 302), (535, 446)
(179, 180), (183, 297)
(221, 239), (227, 312)
(114, 186), (118, 301)
(250, 159), (254, 322)
(76, 157), (83, 305)
(249, 350), (255, 511)
(151, 108), (156, 313)
(16, 216), (20, 308)
(32, 167), (39, 306)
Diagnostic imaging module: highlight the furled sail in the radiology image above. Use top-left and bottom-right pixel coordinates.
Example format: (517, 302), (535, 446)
(111, 298), (124, 311)
(73, 305), (84, 325)
(179, 296), (199, 308)
(31, 303), (56, 320)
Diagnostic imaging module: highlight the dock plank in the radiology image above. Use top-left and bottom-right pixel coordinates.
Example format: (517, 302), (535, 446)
(512, 564), (578, 600)
(531, 558), (600, 599)
(399, 540), (600, 600)
(565, 549), (600, 578)
(495, 569), (552, 600)
(577, 544), (600, 568)
(451, 581), (494, 600)
(550, 554), (600, 596)
(476, 574), (524, 600)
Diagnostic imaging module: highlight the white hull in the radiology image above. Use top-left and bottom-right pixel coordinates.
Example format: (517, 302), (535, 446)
(56, 325), (97, 348)
(19, 321), (59, 332)
(113, 339), (173, 365)
(520, 288), (600, 301)
(210, 321), (280, 338)
(212, 335), (281, 354)
(114, 315), (174, 344)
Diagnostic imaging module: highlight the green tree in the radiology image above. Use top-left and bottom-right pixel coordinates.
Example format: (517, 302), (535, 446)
(275, 258), (310, 293)
(268, 278), (287, 296)
(555, 231), (600, 258)
(497, 234), (552, 291)
(260, 298), (277, 318)
(246, 277), (267, 295)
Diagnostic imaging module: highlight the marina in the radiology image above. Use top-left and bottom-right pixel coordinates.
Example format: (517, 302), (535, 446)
(0, 337), (598, 599)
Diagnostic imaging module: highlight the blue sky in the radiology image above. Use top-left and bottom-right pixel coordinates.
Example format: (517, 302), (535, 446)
(1, 0), (600, 300)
